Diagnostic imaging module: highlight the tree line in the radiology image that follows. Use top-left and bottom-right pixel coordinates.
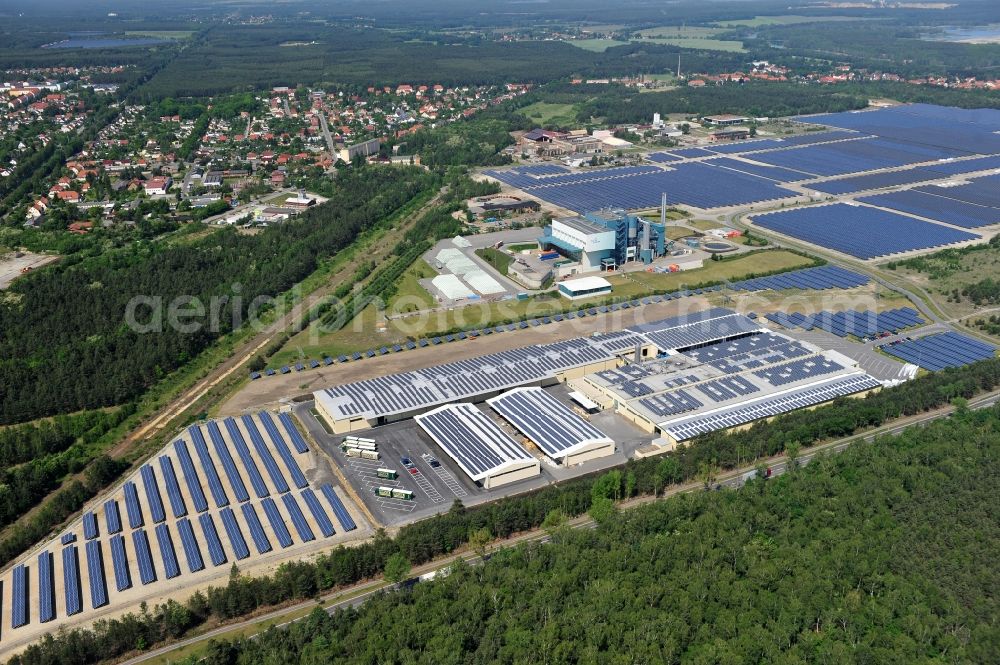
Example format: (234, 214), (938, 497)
(9, 354), (1000, 665)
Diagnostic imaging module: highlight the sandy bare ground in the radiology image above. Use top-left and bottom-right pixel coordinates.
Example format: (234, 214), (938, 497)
(0, 251), (59, 289)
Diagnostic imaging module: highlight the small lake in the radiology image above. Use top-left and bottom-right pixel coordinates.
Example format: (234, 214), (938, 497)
(41, 37), (169, 49)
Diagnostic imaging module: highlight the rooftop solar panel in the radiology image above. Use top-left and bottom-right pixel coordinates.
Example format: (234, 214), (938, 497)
(488, 387), (612, 460)
(415, 403), (536, 482)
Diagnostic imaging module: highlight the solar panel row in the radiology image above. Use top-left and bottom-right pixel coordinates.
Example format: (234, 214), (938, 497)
(189, 426), (230, 508)
(224, 418), (270, 499)
(198, 513), (228, 567)
(174, 439), (209, 513)
(85, 541), (108, 609)
(880, 332), (995, 371)
(321, 485), (357, 532)
(158, 455), (188, 519)
(300, 489), (336, 538)
(241, 416), (290, 494)
(241, 503), (272, 554)
(38, 551), (54, 623)
(123, 481), (144, 529)
(207, 421), (251, 503)
(62, 546), (82, 616)
(258, 412), (308, 489)
(220, 507), (251, 560)
(140, 464), (167, 524)
(132, 529), (157, 585)
(109, 534), (132, 592)
(177, 518), (205, 573)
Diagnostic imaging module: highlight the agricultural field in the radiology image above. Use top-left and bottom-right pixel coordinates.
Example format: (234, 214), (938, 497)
(563, 38), (630, 52)
(634, 26), (745, 52)
(519, 101), (579, 126)
(715, 15), (868, 27)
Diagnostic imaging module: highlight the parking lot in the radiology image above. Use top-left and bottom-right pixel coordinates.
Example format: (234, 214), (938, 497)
(294, 383), (657, 527)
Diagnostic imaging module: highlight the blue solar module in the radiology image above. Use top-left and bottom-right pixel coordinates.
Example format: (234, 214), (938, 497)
(750, 203), (979, 260)
(11, 564), (28, 628)
(281, 494), (315, 542)
(109, 534), (132, 592)
(295, 362), (305, 371)
(158, 456), (187, 518)
(257, 413), (308, 489)
(704, 157), (812, 182)
(324, 356), (335, 365)
(60, 532), (77, 545)
(38, 551), (55, 623)
(220, 507), (251, 560)
(85, 540), (108, 609)
(310, 359), (320, 369)
(280, 366), (290, 374)
(730, 265), (869, 292)
(224, 418), (269, 499)
(140, 464), (167, 524)
(265, 368), (276, 376)
(62, 545), (82, 615)
(915, 173), (1000, 209)
(131, 529), (157, 585)
(863, 189), (1000, 229)
(320, 484), (357, 532)
(154, 524), (181, 579)
(82, 511), (99, 540)
(103, 500), (122, 536)
(198, 514), (227, 567)
(797, 104), (1000, 155)
(206, 421), (249, 503)
(261, 498), (293, 548)
(880, 331), (995, 371)
(123, 480), (144, 529)
(278, 412), (309, 453)
(810, 168), (941, 195)
(300, 489), (336, 538)
(176, 518), (205, 573)
(189, 426), (229, 508)
(249, 371), (261, 380)
(174, 439), (209, 513)
(239, 503), (272, 554)
(670, 147), (715, 158)
(240, 415), (290, 494)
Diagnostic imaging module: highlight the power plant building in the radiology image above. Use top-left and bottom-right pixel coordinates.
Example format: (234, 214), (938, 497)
(539, 210), (668, 272)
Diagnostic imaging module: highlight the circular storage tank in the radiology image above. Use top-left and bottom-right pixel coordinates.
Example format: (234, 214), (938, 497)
(703, 241), (737, 253)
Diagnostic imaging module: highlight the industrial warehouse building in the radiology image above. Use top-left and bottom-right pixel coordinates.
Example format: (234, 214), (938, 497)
(314, 306), (883, 488)
(569, 309), (881, 444)
(558, 275), (612, 300)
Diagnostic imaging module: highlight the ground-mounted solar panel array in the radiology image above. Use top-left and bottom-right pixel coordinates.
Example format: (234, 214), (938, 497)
(484, 162), (800, 212)
(727, 265), (869, 292)
(749, 203), (980, 260)
(0, 412), (361, 640)
(879, 332), (996, 371)
(765, 307), (924, 338)
(860, 189), (1000, 229)
(490, 105), (1000, 219)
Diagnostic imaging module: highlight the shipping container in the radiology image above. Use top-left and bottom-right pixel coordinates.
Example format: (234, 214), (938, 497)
(360, 450), (380, 461)
(374, 486), (394, 498)
(345, 447), (363, 458)
(376, 468), (398, 480)
(391, 488), (415, 500)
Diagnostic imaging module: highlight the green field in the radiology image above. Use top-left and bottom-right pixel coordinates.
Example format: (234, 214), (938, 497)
(635, 25), (745, 52)
(564, 38), (629, 52)
(519, 101), (579, 126)
(642, 36), (745, 52)
(387, 259), (437, 312)
(715, 15), (866, 28)
(476, 248), (513, 276)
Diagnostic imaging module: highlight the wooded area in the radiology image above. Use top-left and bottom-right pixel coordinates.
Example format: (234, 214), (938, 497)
(9, 355), (1000, 665)
(0, 167), (436, 425)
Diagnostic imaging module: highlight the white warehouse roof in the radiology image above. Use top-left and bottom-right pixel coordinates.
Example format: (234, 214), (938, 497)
(559, 276), (612, 293)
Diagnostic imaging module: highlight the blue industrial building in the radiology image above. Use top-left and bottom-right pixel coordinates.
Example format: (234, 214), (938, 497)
(539, 209), (668, 272)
